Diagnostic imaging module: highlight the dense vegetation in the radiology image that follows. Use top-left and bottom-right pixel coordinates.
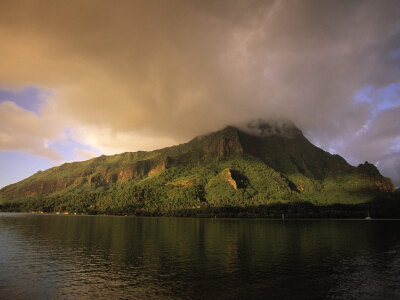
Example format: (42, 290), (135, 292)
(1, 123), (398, 217)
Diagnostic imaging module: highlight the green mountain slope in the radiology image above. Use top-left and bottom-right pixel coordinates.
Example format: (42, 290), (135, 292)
(0, 122), (396, 216)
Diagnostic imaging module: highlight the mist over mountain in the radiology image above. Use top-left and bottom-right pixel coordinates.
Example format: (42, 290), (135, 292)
(237, 119), (302, 137)
(0, 1), (399, 189)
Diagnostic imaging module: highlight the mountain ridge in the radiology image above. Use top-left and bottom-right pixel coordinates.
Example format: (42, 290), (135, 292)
(0, 123), (397, 216)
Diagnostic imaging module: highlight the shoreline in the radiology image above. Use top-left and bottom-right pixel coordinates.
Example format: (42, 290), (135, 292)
(1, 210), (400, 220)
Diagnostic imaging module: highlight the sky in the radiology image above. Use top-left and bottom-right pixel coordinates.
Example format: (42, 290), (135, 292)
(0, 0), (400, 188)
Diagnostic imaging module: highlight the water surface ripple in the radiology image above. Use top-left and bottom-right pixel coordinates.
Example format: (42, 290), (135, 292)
(0, 213), (399, 299)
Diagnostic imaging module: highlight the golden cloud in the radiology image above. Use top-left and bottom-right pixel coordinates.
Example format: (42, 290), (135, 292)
(0, 0), (399, 182)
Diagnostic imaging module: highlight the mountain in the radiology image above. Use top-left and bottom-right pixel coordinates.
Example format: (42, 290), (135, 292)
(0, 121), (397, 217)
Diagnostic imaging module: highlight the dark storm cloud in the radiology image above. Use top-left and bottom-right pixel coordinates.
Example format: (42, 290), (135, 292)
(0, 0), (399, 184)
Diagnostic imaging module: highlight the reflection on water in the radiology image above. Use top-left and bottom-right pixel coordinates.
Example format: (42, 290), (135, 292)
(0, 213), (399, 299)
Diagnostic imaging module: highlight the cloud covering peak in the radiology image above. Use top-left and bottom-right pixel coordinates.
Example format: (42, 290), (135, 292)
(0, 0), (399, 185)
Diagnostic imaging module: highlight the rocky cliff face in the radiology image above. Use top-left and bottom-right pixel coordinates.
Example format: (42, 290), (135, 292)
(356, 162), (394, 192)
(0, 155), (169, 198)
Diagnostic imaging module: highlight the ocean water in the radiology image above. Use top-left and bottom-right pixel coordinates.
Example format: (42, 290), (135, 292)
(0, 213), (399, 299)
